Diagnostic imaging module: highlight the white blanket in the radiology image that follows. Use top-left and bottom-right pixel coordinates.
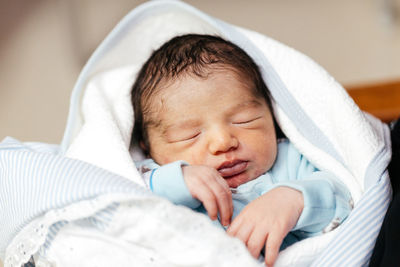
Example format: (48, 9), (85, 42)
(4, 0), (391, 266)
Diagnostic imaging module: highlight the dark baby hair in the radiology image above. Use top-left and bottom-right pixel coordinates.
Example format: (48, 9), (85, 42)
(131, 34), (275, 154)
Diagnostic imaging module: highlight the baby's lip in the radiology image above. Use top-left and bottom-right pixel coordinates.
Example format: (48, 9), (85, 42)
(217, 160), (248, 178)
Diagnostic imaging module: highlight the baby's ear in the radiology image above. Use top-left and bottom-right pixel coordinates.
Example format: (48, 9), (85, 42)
(139, 141), (146, 151)
(139, 141), (150, 156)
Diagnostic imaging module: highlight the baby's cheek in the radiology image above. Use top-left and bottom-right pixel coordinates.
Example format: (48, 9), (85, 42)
(155, 148), (199, 166)
(174, 143), (208, 166)
(150, 152), (170, 165)
(150, 145), (179, 165)
(249, 141), (276, 174)
(182, 152), (204, 166)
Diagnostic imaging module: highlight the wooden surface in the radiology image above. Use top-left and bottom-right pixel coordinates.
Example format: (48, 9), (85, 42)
(346, 79), (400, 123)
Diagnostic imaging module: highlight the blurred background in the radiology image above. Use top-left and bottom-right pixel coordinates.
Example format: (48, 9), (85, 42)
(1, 0), (400, 144)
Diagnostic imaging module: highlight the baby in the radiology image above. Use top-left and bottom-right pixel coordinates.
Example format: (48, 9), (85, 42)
(131, 34), (352, 266)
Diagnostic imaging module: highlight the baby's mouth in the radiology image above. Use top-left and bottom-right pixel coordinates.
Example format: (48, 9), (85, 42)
(217, 160), (248, 178)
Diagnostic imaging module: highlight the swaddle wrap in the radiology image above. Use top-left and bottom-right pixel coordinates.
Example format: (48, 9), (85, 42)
(1, 0), (391, 266)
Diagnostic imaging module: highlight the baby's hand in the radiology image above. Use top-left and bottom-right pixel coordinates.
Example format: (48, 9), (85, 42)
(182, 165), (233, 226)
(227, 187), (304, 267)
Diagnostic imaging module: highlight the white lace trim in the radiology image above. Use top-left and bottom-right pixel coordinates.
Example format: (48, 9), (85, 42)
(4, 193), (148, 267)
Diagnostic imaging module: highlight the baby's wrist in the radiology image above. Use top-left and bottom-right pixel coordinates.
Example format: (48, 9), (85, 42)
(277, 186), (304, 215)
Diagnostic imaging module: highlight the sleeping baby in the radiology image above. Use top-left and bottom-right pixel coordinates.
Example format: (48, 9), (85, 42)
(131, 34), (352, 266)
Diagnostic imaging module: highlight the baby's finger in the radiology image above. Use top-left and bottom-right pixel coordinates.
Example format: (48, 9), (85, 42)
(215, 176), (233, 217)
(226, 212), (241, 236)
(209, 179), (232, 226)
(264, 231), (282, 267)
(192, 183), (219, 220)
(246, 226), (269, 259)
(229, 219), (254, 245)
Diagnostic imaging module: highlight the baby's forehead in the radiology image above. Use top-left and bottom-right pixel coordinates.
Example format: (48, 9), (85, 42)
(159, 67), (258, 96)
(142, 67), (267, 124)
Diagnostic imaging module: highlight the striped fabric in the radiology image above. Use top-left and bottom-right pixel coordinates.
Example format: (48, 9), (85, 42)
(0, 137), (150, 259)
(313, 173), (391, 266)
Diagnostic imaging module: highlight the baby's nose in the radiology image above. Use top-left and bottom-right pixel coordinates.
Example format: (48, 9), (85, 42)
(207, 127), (238, 155)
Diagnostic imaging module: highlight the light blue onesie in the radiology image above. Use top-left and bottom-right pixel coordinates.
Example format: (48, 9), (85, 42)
(136, 139), (353, 249)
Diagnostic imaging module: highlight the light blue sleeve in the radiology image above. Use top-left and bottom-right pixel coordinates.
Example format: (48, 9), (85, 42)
(268, 141), (353, 236)
(136, 159), (201, 209)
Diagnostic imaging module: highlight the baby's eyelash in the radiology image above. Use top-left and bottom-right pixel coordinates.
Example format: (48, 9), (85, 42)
(233, 117), (261, 124)
(173, 132), (200, 143)
(184, 132), (200, 140)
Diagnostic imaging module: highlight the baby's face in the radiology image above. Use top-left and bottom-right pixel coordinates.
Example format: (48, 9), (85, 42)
(146, 69), (277, 188)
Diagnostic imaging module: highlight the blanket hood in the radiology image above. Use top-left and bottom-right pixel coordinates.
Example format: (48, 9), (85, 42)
(61, 0), (390, 200)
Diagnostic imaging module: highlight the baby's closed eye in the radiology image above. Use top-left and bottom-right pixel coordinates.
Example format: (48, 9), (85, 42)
(233, 116), (263, 125)
(168, 131), (201, 143)
(231, 114), (266, 129)
(230, 107), (266, 127)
